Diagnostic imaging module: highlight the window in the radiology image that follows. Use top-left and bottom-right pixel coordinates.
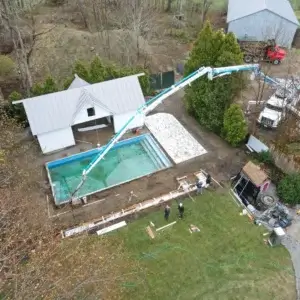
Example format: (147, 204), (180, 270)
(87, 107), (95, 117)
(266, 103), (283, 112)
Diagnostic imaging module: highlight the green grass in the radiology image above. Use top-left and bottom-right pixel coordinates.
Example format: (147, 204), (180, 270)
(117, 190), (295, 300)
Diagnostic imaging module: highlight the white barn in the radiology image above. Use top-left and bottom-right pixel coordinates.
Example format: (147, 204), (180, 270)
(227, 0), (299, 48)
(13, 74), (146, 154)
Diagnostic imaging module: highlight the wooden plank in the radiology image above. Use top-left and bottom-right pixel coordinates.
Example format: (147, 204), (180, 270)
(156, 221), (177, 232)
(96, 221), (127, 236)
(146, 226), (155, 239)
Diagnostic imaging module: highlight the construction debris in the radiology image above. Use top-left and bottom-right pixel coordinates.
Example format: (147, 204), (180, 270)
(96, 221), (127, 236)
(146, 226), (155, 239)
(156, 221), (177, 232)
(189, 224), (200, 233)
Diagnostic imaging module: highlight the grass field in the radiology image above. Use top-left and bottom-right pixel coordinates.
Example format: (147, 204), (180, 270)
(118, 190), (296, 300)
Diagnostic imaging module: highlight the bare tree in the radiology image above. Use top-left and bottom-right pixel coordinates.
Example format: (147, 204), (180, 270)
(199, 0), (212, 28)
(0, 0), (33, 94)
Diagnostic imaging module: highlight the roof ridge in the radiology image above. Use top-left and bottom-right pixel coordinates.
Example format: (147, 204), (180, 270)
(88, 91), (116, 114)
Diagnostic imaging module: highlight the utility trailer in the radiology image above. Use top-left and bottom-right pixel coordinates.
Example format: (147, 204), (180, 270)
(238, 39), (286, 65)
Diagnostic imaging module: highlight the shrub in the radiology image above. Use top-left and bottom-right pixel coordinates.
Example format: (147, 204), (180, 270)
(255, 150), (274, 166)
(223, 104), (248, 146)
(0, 55), (15, 77)
(277, 173), (300, 205)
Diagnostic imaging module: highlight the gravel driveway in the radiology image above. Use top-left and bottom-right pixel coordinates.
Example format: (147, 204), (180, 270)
(282, 213), (300, 300)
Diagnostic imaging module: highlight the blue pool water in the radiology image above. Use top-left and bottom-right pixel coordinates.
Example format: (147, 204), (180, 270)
(46, 134), (172, 205)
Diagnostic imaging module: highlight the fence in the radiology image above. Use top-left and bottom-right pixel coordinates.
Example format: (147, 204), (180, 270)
(150, 71), (175, 90)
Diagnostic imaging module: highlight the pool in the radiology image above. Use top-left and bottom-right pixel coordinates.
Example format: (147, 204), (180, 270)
(46, 134), (172, 205)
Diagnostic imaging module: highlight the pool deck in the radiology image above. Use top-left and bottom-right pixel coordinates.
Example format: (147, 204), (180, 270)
(145, 113), (207, 164)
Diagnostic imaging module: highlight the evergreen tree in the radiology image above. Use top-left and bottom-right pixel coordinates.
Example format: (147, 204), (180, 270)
(223, 104), (247, 146)
(184, 22), (244, 134)
(89, 57), (107, 83)
(30, 83), (44, 96)
(63, 76), (75, 90)
(7, 91), (26, 124)
(73, 60), (90, 81)
(31, 76), (58, 96)
(43, 76), (58, 94)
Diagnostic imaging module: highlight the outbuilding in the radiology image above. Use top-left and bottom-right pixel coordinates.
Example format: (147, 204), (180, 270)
(227, 0), (299, 48)
(13, 74), (146, 154)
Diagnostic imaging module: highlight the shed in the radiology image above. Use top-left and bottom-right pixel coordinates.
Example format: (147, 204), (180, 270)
(242, 161), (268, 187)
(227, 0), (299, 48)
(13, 74), (145, 154)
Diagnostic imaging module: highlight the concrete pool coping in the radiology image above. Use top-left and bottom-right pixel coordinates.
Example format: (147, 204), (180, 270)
(45, 133), (173, 205)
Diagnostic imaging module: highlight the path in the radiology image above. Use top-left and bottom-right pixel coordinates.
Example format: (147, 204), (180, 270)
(282, 213), (300, 300)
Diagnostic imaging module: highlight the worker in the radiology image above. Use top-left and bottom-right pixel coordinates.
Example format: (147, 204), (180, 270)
(178, 202), (184, 219)
(206, 174), (212, 186)
(164, 205), (171, 221)
(196, 180), (203, 194)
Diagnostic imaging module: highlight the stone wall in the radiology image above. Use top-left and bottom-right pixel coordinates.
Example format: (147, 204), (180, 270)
(271, 145), (300, 174)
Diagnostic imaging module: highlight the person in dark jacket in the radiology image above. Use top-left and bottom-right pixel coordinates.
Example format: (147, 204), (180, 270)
(206, 174), (212, 186)
(164, 205), (171, 221)
(178, 202), (184, 219)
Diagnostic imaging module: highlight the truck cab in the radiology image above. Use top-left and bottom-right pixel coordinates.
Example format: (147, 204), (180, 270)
(238, 39), (286, 65)
(257, 87), (293, 128)
(265, 45), (286, 65)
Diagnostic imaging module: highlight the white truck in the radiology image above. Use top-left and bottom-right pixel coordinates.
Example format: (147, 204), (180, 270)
(257, 81), (299, 128)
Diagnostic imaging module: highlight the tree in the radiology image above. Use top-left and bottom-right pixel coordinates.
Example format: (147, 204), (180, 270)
(0, 55), (15, 77)
(31, 76), (58, 96)
(5, 91), (27, 124)
(89, 56), (107, 83)
(184, 22), (244, 134)
(73, 60), (90, 82)
(278, 173), (300, 205)
(223, 104), (247, 146)
(199, 0), (212, 28)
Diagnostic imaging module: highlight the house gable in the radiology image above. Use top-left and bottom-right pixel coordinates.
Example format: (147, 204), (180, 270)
(71, 89), (113, 125)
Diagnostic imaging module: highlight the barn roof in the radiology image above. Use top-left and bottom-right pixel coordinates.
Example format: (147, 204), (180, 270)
(227, 0), (299, 26)
(13, 74), (145, 135)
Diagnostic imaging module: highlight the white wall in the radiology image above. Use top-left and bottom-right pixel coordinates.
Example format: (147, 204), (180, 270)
(72, 103), (111, 125)
(228, 10), (298, 48)
(37, 127), (75, 154)
(113, 111), (145, 133)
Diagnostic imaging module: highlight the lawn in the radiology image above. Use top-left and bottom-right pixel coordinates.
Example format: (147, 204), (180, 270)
(118, 190), (296, 300)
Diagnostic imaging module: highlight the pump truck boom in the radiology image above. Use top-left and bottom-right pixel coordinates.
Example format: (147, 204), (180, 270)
(71, 63), (262, 200)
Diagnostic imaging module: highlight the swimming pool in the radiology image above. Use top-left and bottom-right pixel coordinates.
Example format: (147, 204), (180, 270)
(46, 134), (172, 205)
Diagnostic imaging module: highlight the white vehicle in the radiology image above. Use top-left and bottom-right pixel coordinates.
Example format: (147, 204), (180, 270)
(257, 83), (298, 128)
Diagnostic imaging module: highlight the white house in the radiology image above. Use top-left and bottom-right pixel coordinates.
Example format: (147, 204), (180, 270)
(13, 74), (146, 154)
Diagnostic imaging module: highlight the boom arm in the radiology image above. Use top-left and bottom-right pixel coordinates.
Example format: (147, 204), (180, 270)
(71, 63), (260, 199)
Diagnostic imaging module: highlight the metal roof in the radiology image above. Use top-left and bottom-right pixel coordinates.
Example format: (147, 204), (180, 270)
(227, 0), (299, 25)
(14, 74), (145, 135)
(67, 74), (90, 90)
